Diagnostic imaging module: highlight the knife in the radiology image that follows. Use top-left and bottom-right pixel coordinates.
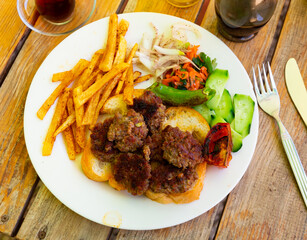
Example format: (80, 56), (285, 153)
(285, 58), (307, 127)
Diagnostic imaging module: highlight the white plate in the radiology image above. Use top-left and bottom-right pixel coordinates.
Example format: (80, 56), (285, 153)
(24, 12), (259, 230)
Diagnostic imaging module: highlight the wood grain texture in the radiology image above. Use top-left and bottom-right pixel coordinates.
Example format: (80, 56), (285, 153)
(123, 0), (203, 22)
(0, 0), (122, 237)
(113, 198), (227, 240)
(17, 183), (111, 240)
(0, 1), (32, 84)
(211, 0), (307, 239)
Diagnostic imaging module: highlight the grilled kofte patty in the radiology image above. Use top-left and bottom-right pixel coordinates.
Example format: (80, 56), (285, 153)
(132, 90), (166, 133)
(108, 109), (148, 152)
(90, 118), (119, 162)
(143, 132), (164, 162)
(113, 153), (151, 195)
(162, 126), (203, 169)
(149, 162), (198, 194)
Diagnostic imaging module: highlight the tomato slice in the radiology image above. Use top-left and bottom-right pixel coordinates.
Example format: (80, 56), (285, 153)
(203, 123), (232, 168)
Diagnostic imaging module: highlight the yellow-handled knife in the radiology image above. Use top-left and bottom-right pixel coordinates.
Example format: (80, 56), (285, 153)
(285, 58), (307, 127)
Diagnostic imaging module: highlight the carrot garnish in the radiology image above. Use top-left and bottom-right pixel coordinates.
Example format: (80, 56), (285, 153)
(162, 45), (209, 91)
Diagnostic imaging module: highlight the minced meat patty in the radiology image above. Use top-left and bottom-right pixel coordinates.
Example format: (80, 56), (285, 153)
(90, 118), (118, 162)
(162, 126), (204, 169)
(107, 109), (148, 152)
(132, 91), (166, 133)
(113, 153), (151, 195)
(143, 133), (164, 162)
(149, 162), (198, 194)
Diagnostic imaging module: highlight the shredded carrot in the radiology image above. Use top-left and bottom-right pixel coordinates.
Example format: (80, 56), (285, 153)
(186, 45), (200, 60)
(162, 45), (209, 91)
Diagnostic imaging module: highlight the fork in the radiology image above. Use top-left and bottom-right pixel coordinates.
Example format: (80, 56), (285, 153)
(252, 62), (307, 208)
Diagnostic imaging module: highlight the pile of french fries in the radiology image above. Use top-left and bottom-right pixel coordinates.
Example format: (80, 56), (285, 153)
(37, 14), (152, 160)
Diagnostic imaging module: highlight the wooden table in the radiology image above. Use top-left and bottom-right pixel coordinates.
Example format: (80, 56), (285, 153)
(0, 0), (306, 239)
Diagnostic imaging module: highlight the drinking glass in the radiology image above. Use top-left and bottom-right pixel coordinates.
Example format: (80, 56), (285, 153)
(17, 0), (96, 36)
(215, 0), (277, 42)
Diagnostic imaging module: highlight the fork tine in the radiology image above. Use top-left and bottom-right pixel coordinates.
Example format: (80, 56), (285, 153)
(262, 63), (271, 92)
(252, 67), (260, 96)
(257, 65), (266, 93)
(267, 62), (277, 90)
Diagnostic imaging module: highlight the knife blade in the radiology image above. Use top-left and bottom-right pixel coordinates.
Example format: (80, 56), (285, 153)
(285, 58), (307, 127)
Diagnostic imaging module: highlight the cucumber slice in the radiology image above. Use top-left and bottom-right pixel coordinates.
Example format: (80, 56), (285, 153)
(210, 116), (243, 152)
(211, 89), (234, 123)
(230, 119), (235, 129)
(192, 103), (214, 124)
(205, 69), (229, 109)
(230, 125), (243, 152)
(233, 94), (255, 138)
(210, 115), (225, 128)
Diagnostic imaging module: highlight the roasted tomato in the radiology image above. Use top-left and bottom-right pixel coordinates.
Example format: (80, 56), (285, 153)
(203, 123), (232, 168)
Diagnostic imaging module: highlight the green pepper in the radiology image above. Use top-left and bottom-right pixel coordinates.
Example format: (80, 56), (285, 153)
(148, 82), (216, 106)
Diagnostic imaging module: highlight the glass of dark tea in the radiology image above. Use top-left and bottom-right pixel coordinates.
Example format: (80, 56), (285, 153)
(215, 0), (277, 42)
(35, 0), (75, 25)
(17, 0), (96, 36)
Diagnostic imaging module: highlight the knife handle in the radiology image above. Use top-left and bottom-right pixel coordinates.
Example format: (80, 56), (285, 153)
(277, 119), (307, 208)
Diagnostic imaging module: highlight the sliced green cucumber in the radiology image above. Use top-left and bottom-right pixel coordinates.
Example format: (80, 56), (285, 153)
(233, 94), (255, 138)
(230, 119), (235, 129)
(210, 116), (243, 152)
(192, 103), (214, 124)
(211, 89), (234, 123)
(210, 115), (225, 128)
(205, 69), (229, 109)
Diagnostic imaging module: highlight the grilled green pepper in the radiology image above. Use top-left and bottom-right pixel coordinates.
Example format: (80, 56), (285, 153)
(148, 82), (215, 106)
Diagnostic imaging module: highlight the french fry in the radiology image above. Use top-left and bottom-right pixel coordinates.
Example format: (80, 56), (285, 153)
(52, 71), (73, 82)
(91, 74), (122, 127)
(123, 64), (134, 105)
(71, 59), (90, 75)
(117, 19), (129, 38)
(115, 43), (138, 94)
(133, 71), (141, 80)
(42, 88), (71, 156)
(73, 86), (84, 127)
(62, 109), (76, 160)
(37, 59), (89, 120)
(99, 14), (118, 72)
(75, 49), (104, 88)
(76, 125), (86, 149)
(53, 112), (76, 137)
(134, 74), (153, 85)
(113, 35), (127, 66)
(82, 69), (101, 90)
(82, 84), (106, 126)
(73, 86), (86, 148)
(67, 97), (82, 154)
(75, 62), (129, 108)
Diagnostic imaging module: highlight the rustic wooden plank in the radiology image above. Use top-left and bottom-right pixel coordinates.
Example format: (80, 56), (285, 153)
(18, 182), (111, 240)
(112, 198), (227, 240)
(212, 0), (307, 239)
(123, 0), (203, 21)
(0, 1), (33, 85)
(0, 0), (122, 237)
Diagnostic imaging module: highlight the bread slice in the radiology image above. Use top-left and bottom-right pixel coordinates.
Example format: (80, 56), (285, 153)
(102, 89), (145, 115)
(163, 107), (210, 143)
(81, 138), (113, 182)
(81, 91), (210, 204)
